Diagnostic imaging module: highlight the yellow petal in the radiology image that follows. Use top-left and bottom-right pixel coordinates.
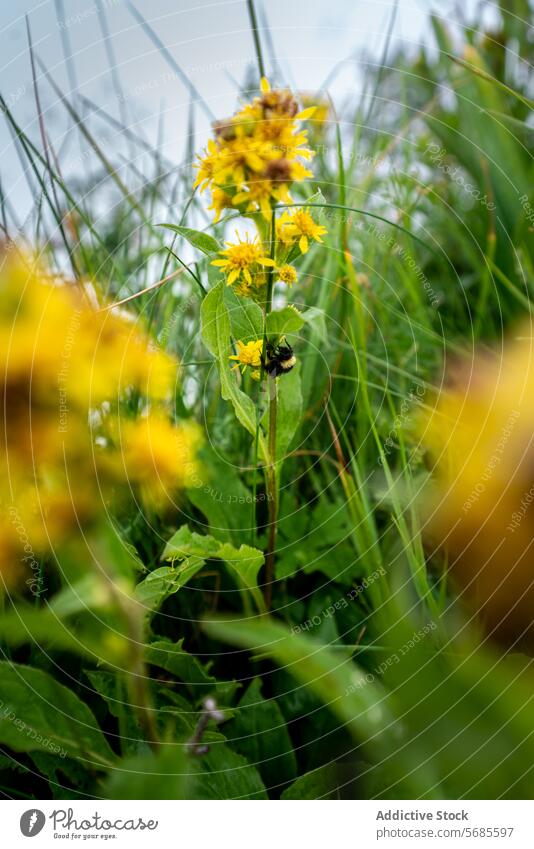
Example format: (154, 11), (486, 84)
(299, 235), (309, 253)
(260, 77), (271, 93)
(228, 269), (239, 285)
(296, 106), (317, 120)
(258, 258), (276, 266)
(211, 259), (227, 267)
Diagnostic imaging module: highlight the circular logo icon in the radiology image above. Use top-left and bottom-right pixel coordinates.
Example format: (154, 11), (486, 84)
(20, 810), (46, 837)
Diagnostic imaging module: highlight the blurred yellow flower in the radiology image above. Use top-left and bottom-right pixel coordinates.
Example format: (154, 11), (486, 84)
(300, 93), (329, 128)
(120, 415), (201, 508)
(420, 330), (534, 645)
(0, 249), (201, 589)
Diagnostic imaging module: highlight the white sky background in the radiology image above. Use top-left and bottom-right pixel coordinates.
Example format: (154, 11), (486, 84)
(0, 0), (497, 225)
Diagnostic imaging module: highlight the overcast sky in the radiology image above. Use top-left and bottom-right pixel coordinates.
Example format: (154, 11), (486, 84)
(0, 0), (496, 222)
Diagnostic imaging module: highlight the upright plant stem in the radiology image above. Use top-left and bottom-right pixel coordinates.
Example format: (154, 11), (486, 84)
(262, 208), (277, 608)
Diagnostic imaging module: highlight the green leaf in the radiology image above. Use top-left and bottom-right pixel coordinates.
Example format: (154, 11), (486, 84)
(49, 575), (113, 619)
(224, 678), (296, 791)
(274, 364), (303, 463)
(266, 305), (304, 339)
(201, 282), (268, 458)
(187, 447), (256, 545)
(224, 287), (263, 342)
(146, 638), (218, 690)
(84, 671), (144, 755)
(164, 525), (265, 613)
(281, 763), (341, 799)
(189, 736), (268, 799)
(301, 306), (328, 343)
(0, 602), (127, 666)
(103, 744), (188, 799)
(135, 558), (205, 612)
(0, 662), (116, 767)
(158, 224), (221, 255)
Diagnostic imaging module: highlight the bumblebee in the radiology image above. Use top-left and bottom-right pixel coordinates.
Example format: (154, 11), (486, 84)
(263, 340), (296, 377)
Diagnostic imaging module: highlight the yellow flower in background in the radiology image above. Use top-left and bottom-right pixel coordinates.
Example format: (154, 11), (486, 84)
(208, 187), (234, 223)
(420, 329), (534, 646)
(229, 339), (264, 376)
(276, 208), (327, 254)
(0, 249), (201, 588)
(276, 264), (298, 286)
(120, 415), (201, 508)
(211, 234), (274, 290)
(300, 92), (330, 127)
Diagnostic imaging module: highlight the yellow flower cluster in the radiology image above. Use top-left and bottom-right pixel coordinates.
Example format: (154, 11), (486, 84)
(0, 250), (201, 593)
(420, 330), (534, 645)
(194, 78), (315, 221)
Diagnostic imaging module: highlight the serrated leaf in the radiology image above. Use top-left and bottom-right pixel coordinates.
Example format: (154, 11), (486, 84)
(159, 224), (221, 255)
(0, 662), (116, 767)
(146, 638), (238, 704)
(163, 525), (265, 613)
(146, 638), (218, 688)
(135, 558), (205, 612)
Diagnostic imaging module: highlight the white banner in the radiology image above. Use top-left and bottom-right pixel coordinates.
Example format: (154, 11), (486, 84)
(1, 800), (532, 848)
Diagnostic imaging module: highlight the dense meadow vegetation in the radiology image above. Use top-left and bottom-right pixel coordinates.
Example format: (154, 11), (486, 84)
(0, 0), (533, 799)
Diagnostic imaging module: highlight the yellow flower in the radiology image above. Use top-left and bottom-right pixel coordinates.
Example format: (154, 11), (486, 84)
(300, 93), (330, 128)
(208, 187), (234, 223)
(276, 208), (327, 254)
(0, 248), (198, 568)
(193, 79), (316, 223)
(211, 234), (274, 288)
(276, 264), (298, 286)
(120, 415), (201, 507)
(229, 339), (264, 375)
(419, 328), (534, 645)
